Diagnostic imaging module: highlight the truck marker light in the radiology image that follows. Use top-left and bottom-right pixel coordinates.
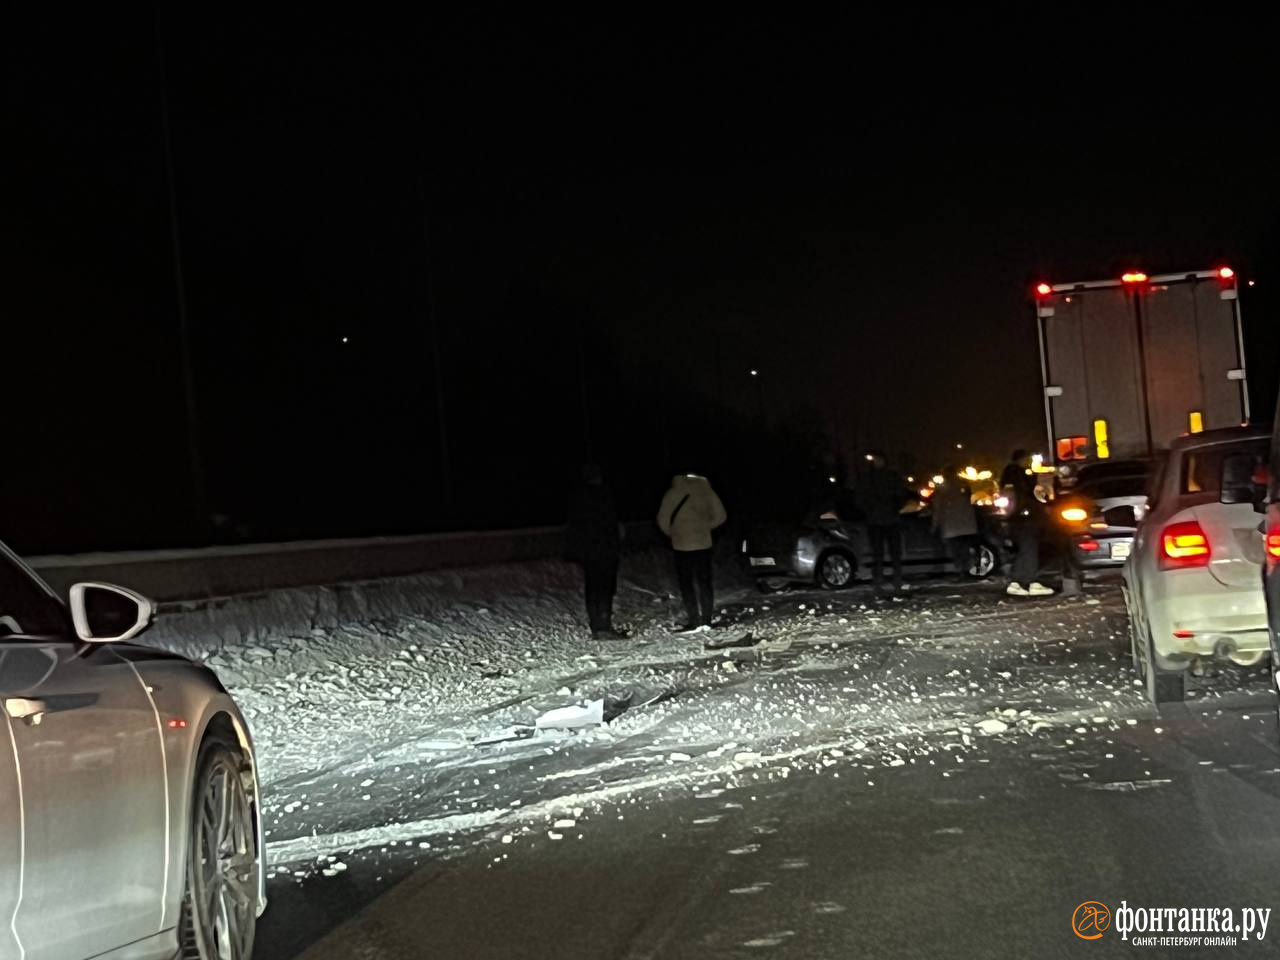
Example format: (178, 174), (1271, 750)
(1218, 266), (1235, 280)
(1035, 282), (1052, 296)
(1093, 419), (1110, 459)
(1060, 507), (1089, 523)
(1160, 521), (1211, 569)
(1121, 272), (1148, 283)
(1188, 411), (1204, 434)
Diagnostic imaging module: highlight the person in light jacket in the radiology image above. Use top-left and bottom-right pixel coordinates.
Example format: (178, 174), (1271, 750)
(657, 473), (727, 633)
(931, 466), (979, 578)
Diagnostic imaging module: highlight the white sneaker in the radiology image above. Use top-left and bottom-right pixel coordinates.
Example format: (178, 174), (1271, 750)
(1028, 582), (1056, 597)
(1006, 582), (1030, 597)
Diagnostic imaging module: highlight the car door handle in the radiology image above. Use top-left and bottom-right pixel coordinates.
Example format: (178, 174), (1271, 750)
(5, 698), (48, 724)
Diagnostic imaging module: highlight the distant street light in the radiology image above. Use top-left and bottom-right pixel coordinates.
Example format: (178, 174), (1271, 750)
(749, 369), (759, 377)
(955, 442), (964, 450)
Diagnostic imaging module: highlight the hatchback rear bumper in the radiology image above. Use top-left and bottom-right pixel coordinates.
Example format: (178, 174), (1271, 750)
(1148, 572), (1269, 664)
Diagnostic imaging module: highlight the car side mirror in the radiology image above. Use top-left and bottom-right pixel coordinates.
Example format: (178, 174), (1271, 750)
(68, 582), (155, 643)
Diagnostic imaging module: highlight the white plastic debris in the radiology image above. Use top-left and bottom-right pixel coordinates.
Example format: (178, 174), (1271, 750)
(535, 699), (605, 730)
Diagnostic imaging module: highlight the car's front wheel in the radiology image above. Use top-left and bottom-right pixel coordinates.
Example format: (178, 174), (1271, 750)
(817, 551), (855, 590)
(182, 737), (258, 960)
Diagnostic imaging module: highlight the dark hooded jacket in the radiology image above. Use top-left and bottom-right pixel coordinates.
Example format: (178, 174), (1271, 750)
(565, 483), (621, 562)
(859, 466), (912, 526)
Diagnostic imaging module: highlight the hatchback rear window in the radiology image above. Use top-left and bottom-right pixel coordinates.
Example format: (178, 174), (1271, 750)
(1180, 440), (1269, 495)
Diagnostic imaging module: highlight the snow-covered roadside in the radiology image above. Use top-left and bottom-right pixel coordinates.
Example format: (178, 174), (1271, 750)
(147, 548), (746, 784)
(145, 547), (1180, 880)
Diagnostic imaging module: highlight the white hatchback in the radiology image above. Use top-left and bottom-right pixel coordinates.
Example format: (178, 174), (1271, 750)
(1123, 426), (1271, 703)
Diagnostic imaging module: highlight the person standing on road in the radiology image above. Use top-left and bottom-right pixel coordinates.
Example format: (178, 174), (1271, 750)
(657, 472), (727, 633)
(565, 464), (628, 640)
(932, 466), (978, 579)
(1001, 449), (1054, 597)
(859, 452), (912, 595)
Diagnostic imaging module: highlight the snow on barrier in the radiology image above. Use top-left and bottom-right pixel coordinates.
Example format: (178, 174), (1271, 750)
(26, 523), (667, 604)
(26, 527), (566, 603)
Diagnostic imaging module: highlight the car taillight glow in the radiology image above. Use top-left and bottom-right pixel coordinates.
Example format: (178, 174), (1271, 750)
(1035, 282), (1052, 296)
(1160, 520), (1210, 569)
(1172, 629), (1196, 639)
(1121, 272), (1148, 283)
(1078, 539), (1101, 552)
(1218, 266), (1235, 280)
(1060, 507), (1088, 523)
(1267, 527), (1280, 561)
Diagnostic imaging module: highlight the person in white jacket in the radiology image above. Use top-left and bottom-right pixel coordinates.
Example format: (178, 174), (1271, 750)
(657, 473), (727, 633)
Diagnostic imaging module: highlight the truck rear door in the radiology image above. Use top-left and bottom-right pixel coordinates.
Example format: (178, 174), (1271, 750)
(1042, 287), (1148, 459)
(1141, 277), (1246, 444)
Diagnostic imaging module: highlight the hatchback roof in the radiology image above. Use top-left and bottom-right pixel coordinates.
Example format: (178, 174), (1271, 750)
(1167, 424), (1271, 451)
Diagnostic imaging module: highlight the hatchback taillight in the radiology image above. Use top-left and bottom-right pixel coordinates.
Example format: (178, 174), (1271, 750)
(1160, 520), (1210, 570)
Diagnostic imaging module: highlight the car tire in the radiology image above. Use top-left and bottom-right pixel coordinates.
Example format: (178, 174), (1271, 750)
(1271, 654), (1280, 728)
(817, 551), (855, 590)
(1135, 615), (1184, 705)
(180, 737), (258, 960)
(967, 542), (999, 579)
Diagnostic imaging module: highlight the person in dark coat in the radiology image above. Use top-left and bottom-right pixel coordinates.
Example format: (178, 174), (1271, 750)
(1000, 449), (1054, 597)
(565, 465), (628, 639)
(859, 452), (912, 594)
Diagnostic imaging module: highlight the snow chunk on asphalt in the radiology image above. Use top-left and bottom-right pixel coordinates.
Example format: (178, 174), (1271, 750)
(535, 699), (604, 731)
(975, 718), (1009, 735)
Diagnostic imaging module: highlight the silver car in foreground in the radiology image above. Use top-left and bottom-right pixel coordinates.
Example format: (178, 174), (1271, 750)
(1123, 426), (1272, 704)
(1, 540), (265, 960)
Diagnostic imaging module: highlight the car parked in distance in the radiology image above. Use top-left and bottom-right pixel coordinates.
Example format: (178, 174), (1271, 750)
(1123, 426), (1272, 703)
(1056, 460), (1152, 577)
(0, 539), (265, 959)
(742, 503), (1005, 591)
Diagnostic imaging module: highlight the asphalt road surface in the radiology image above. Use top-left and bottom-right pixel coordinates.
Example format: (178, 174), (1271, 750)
(257, 580), (1280, 958)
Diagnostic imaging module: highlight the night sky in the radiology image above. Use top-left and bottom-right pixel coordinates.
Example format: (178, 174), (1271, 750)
(7, 11), (1279, 553)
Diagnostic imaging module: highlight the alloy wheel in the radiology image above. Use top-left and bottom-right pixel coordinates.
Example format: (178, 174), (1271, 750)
(821, 553), (853, 588)
(190, 752), (256, 960)
(968, 545), (996, 578)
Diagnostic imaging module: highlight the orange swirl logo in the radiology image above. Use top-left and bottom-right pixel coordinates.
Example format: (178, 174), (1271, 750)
(1073, 901), (1111, 940)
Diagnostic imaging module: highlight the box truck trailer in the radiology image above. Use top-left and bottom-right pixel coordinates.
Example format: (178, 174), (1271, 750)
(1033, 267), (1248, 481)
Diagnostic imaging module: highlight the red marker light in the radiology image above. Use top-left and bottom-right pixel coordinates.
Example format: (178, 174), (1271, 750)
(1121, 272), (1148, 283)
(1035, 282), (1052, 296)
(1218, 266), (1235, 280)
(1172, 629), (1196, 639)
(167, 718), (188, 729)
